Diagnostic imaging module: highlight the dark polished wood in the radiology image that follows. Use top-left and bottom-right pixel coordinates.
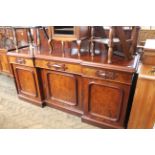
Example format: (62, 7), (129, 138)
(12, 27), (32, 48)
(5, 26), (140, 128)
(41, 69), (83, 116)
(48, 26), (89, 57)
(89, 26), (140, 64)
(7, 48), (44, 107)
(82, 76), (131, 128)
(80, 54), (139, 128)
(34, 46), (139, 128)
(12, 64), (43, 106)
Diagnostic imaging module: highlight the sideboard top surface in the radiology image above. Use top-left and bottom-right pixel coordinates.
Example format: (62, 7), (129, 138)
(7, 46), (140, 73)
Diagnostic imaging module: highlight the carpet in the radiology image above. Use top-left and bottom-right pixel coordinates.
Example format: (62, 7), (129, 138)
(0, 74), (98, 129)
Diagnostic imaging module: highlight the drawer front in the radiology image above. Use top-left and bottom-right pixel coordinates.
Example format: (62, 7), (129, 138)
(82, 67), (132, 84)
(8, 56), (34, 67)
(35, 59), (81, 74)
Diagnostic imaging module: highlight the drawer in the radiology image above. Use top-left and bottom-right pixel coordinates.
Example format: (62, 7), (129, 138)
(8, 56), (34, 67)
(35, 59), (81, 74)
(82, 67), (133, 84)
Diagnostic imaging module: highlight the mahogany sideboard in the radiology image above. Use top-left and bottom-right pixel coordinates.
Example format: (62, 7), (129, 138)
(7, 46), (140, 128)
(6, 26), (140, 128)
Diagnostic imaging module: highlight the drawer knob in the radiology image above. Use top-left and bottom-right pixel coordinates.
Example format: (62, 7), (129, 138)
(16, 58), (26, 64)
(47, 62), (67, 71)
(150, 67), (155, 75)
(96, 70), (116, 79)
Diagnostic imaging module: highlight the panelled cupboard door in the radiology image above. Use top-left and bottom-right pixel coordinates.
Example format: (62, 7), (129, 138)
(12, 64), (42, 106)
(82, 78), (131, 128)
(42, 69), (83, 116)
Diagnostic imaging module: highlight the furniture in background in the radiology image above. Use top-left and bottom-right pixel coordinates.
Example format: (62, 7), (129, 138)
(137, 29), (155, 54)
(48, 26), (89, 57)
(89, 26), (140, 64)
(33, 26), (50, 52)
(0, 27), (33, 77)
(141, 39), (155, 65)
(128, 39), (155, 128)
(12, 27), (33, 52)
(138, 29), (155, 45)
(0, 49), (12, 76)
(0, 27), (14, 76)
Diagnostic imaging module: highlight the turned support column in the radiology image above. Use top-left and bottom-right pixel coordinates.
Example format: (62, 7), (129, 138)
(108, 27), (115, 64)
(61, 41), (65, 57)
(48, 39), (54, 54)
(36, 28), (41, 53)
(48, 27), (54, 54)
(12, 28), (18, 53)
(90, 41), (94, 57)
(89, 26), (95, 57)
(108, 44), (113, 64)
(76, 40), (81, 57)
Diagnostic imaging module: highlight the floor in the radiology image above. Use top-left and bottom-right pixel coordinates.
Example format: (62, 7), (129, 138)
(0, 74), (98, 129)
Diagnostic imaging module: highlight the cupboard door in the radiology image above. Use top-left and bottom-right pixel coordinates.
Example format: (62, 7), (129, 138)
(82, 78), (130, 128)
(13, 64), (42, 106)
(42, 69), (82, 116)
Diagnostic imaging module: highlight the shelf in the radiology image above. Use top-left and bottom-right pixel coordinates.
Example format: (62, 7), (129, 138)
(53, 26), (74, 35)
(54, 28), (74, 31)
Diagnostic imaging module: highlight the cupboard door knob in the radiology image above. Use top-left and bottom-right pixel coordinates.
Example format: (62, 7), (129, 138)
(150, 67), (155, 75)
